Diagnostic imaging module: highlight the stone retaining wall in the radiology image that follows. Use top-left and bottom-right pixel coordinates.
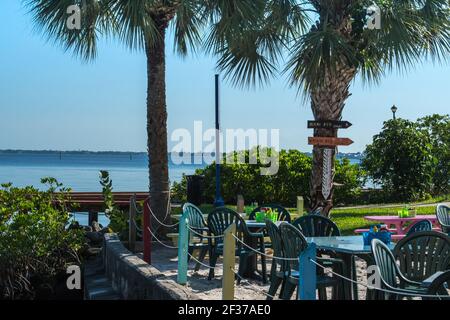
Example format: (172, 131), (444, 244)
(102, 234), (200, 300)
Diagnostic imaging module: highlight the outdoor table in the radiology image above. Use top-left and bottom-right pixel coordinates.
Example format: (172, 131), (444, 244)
(364, 215), (440, 240)
(306, 236), (396, 300)
(239, 220), (272, 281)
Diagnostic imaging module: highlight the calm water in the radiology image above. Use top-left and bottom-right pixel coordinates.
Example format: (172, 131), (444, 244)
(0, 151), (363, 226)
(0, 152), (204, 191)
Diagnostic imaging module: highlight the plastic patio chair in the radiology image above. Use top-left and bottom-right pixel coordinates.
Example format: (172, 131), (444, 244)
(405, 220), (433, 236)
(394, 231), (450, 282)
(207, 207), (267, 283)
(278, 223), (338, 300)
(371, 239), (431, 300)
(265, 220), (287, 299)
(292, 215), (347, 298)
(437, 204), (450, 235)
(425, 270), (450, 300)
(182, 203), (210, 272)
(249, 204), (292, 223)
(292, 215), (341, 237)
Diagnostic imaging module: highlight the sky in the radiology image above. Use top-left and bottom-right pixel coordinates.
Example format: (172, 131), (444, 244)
(0, 1), (449, 153)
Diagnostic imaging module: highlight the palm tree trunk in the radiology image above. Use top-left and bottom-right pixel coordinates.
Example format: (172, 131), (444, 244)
(145, 25), (171, 238)
(309, 64), (356, 216)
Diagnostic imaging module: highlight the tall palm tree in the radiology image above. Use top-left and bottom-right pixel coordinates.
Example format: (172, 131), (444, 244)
(213, 0), (449, 215)
(24, 0), (264, 236)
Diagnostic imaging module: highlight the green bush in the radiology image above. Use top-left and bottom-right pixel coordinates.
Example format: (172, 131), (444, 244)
(362, 119), (435, 202)
(171, 148), (364, 208)
(0, 178), (85, 299)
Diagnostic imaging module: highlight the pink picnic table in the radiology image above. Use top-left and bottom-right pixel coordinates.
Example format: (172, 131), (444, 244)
(363, 215), (440, 240)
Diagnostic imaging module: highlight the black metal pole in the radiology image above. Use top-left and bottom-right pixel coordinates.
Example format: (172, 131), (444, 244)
(214, 74), (224, 207)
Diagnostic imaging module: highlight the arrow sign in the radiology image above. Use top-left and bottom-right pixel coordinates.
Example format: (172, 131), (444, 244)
(308, 120), (352, 129)
(308, 137), (354, 147)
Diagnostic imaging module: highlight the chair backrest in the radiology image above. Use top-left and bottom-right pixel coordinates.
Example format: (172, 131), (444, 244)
(279, 223), (308, 272)
(265, 220), (285, 271)
(394, 231), (450, 282)
(249, 204), (291, 223)
(292, 215), (341, 237)
(406, 220), (433, 236)
(371, 239), (403, 290)
(207, 207), (246, 245)
(182, 203), (207, 230)
(437, 204), (450, 233)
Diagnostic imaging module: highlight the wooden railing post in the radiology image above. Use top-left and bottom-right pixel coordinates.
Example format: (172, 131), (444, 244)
(298, 242), (317, 300)
(129, 196), (136, 252)
(297, 196), (304, 216)
(143, 198), (151, 264)
(222, 223), (236, 300)
(177, 212), (189, 285)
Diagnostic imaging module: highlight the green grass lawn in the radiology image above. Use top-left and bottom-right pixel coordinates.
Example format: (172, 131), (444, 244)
(172, 204), (439, 236)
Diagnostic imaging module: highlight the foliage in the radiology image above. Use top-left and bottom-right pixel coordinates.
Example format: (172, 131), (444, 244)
(210, 1), (449, 91)
(99, 171), (127, 240)
(0, 178), (85, 300)
(171, 148), (364, 207)
(362, 119), (435, 202)
(417, 114), (450, 195)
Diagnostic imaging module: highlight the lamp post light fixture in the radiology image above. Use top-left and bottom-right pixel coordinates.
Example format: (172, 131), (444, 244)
(391, 105), (398, 120)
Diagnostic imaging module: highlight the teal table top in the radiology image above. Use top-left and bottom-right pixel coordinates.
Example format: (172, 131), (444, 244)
(306, 236), (395, 255)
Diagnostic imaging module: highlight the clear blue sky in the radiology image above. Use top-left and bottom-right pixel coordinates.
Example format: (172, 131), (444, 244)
(0, 1), (449, 153)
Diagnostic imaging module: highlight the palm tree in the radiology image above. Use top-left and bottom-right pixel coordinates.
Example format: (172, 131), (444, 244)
(24, 0), (264, 236)
(213, 0), (449, 215)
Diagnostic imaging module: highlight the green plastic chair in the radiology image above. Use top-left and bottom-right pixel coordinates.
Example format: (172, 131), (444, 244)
(182, 203), (210, 272)
(278, 223), (338, 300)
(207, 207), (267, 283)
(249, 204), (291, 222)
(437, 204), (450, 235)
(425, 270), (450, 300)
(292, 215), (341, 237)
(394, 231), (450, 282)
(371, 239), (430, 300)
(406, 220), (433, 236)
(292, 214), (346, 298)
(265, 220), (286, 299)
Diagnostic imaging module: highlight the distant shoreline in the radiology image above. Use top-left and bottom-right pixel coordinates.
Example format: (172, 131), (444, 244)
(0, 149), (364, 160)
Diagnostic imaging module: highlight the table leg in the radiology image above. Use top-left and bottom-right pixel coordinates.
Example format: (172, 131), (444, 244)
(336, 253), (355, 300)
(241, 236), (262, 281)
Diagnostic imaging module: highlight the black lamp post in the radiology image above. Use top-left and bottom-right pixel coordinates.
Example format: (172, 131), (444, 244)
(391, 105), (398, 120)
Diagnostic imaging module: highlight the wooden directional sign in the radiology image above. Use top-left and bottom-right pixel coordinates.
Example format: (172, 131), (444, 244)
(308, 137), (354, 147)
(308, 120), (352, 130)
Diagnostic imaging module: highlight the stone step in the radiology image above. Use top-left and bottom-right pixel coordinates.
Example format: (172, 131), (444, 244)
(84, 253), (121, 300)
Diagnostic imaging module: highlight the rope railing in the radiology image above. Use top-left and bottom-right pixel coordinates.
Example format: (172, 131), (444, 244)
(186, 225), (225, 240)
(146, 227), (178, 250)
(309, 257), (448, 300)
(231, 234), (298, 261)
(230, 268), (275, 300)
(146, 197), (180, 229)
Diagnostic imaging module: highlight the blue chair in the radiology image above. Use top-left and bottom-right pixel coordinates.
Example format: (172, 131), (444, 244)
(182, 203), (209, 272)
(437, 204), (450, 235)
(406, 220), (433, 236)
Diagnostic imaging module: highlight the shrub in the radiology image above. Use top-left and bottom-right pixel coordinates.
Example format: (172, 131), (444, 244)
(362, 119), (434, 202)
(171, 148), (364, 208)
(0, 178), (85, 299)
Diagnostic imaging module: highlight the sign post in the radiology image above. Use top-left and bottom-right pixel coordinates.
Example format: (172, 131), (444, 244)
(308, 120), (352, 130)
(308, 137), (354, 147)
